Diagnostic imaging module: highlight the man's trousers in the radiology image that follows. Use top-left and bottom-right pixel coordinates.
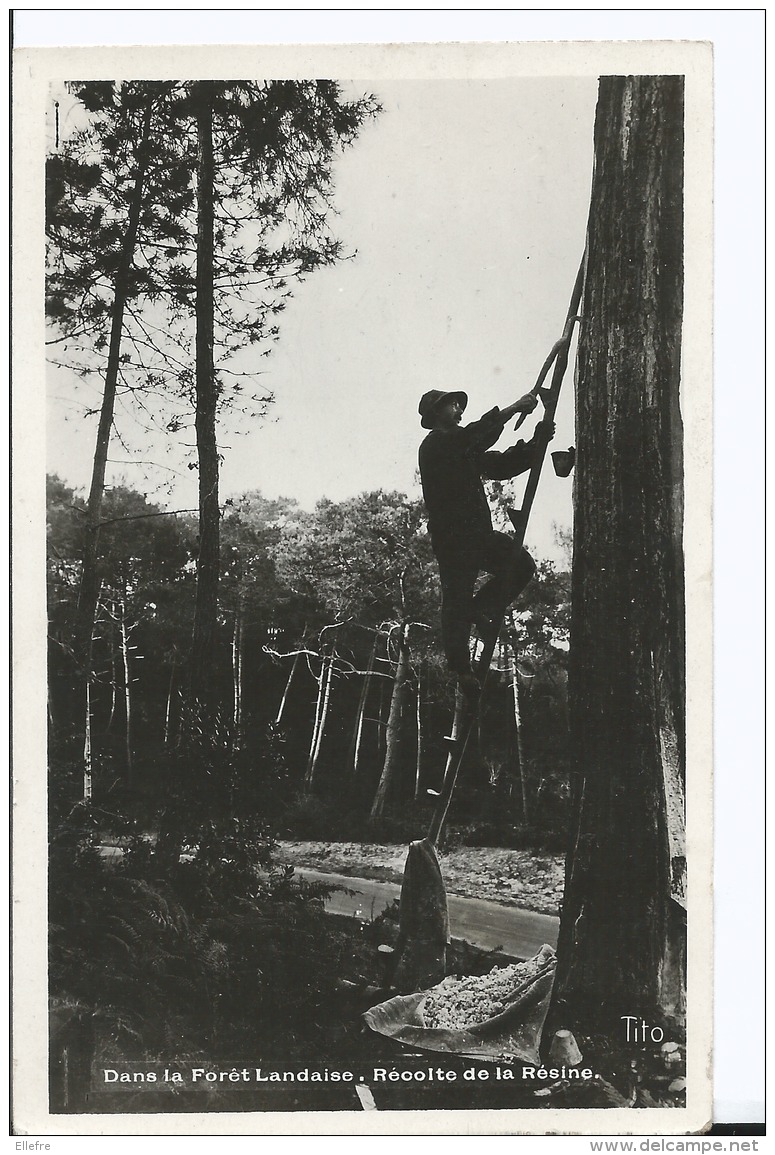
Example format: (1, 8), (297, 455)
(434, 532), (536, 675)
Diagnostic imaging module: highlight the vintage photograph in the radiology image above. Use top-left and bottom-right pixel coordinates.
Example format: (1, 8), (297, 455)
(13, 39), (714, 1135)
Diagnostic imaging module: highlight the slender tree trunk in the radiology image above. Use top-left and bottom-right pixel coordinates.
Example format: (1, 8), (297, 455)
(371, 624), (411, 820)
(107, 596), (118, 732)
(231, 599), (244, 741)
(315, 655), (336, 780)
(551, 76), (686, 1037)
(119, 588), (133, 782)
(231, 611), (239, 734)
(414, 663), (423, 802)
(489, 639), (507, 795)
(164, 656), (177, 746)
(377, 645), (388, 761)
(512, 659), (528, 823)
(275, 651), (300, 727)
(107, 657), (117, 732)
(306, 651), (334, 789)
(237, 609), (245, 729)
(74, 98), (154, 682)
(348, 635), (377, 780)
(83, 678), (93, 802)
(305, 660), (326, 783)
(427, 685), (466, 846)
(508, 622), (529, 823)
(189, 80), (220, 711)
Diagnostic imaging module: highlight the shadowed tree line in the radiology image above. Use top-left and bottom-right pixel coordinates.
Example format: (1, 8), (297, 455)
(48, 475), (572, 840)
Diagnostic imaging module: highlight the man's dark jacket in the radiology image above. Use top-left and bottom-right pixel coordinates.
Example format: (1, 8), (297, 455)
(418, 407), (535, 555)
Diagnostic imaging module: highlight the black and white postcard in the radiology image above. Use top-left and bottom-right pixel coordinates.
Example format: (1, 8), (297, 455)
(12, 35), (718, 1136)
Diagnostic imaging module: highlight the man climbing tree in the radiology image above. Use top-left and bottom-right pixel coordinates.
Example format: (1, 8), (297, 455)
(417, 388), (555, 694)
(392, 386), (557, 991)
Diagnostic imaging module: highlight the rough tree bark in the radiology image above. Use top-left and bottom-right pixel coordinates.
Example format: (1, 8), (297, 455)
(189, 81), (220, 710)
(551, 76), (686, 1036)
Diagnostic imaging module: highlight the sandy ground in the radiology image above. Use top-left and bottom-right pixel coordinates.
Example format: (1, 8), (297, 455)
(276, 841), (565, 916)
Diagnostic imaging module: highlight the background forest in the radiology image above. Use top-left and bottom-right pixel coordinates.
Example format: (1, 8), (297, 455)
(48, 473), (572, 843)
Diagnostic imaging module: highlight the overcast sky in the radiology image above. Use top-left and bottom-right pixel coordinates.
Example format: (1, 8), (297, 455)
(47, 77), (597, 563)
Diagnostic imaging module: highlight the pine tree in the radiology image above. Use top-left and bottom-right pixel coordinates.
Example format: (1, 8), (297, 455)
(47, 79), (380, 745)
(47, 82), (184, 742)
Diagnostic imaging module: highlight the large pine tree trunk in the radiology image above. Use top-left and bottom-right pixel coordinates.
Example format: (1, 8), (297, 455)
(371, 625), (411, 820)
(551, 76), (686, 1036)
(189, 81), (220, 710)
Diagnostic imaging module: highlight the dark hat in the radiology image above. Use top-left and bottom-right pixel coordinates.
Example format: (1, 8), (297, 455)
(418, 389), (468, 429)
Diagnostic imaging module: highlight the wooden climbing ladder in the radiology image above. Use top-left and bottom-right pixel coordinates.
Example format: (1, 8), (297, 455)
(427, 258), (585, 848)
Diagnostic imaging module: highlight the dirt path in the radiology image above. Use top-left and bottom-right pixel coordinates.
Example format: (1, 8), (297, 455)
(276, 841), (564, 916)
